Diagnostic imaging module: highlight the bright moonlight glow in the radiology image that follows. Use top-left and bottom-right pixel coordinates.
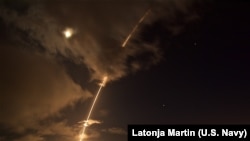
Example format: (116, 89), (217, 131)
(63, 28), (74, 38)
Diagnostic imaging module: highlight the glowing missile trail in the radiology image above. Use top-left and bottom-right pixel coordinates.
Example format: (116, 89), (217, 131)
(79, 76), (108, 141)
(122, 9), (151, 47)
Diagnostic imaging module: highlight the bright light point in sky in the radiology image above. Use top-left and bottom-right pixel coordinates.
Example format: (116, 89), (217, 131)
(83, 122), (88, 127)
(63, 28), (74, 38)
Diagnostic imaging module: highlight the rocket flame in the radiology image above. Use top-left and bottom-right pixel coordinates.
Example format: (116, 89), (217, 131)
(79, 76), (108, 141)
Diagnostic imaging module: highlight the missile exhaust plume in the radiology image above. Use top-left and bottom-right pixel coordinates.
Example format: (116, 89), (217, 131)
(79, 76), (108, 141)
(122, 9), (151, 47)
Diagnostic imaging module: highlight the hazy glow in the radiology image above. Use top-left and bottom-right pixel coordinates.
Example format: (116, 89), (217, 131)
(83, 122), (88, 127)
(63, 28), (74, 38)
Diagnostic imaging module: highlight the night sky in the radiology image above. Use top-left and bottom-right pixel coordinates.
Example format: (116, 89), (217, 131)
(0, 0), (250, 141)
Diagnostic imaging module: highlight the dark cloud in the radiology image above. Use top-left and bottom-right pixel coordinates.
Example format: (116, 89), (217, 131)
(0, 0), (202, 81)
(13, 134), (43, 141)
(0, 0), (159, 81)
(0, 0), (204, 140)
(102, 127), (127, 135)
(0, 44), (91, 139)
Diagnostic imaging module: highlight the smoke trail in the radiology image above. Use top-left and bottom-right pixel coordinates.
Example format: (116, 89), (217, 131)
(122, 9), (151, 47)
(79, 76), (108, 141)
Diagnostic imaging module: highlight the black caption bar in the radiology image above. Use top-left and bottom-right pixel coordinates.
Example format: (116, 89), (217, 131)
(128, 125), (250, 141)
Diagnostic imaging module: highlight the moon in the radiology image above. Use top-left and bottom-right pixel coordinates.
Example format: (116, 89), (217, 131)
(63, 27), (74, 38)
